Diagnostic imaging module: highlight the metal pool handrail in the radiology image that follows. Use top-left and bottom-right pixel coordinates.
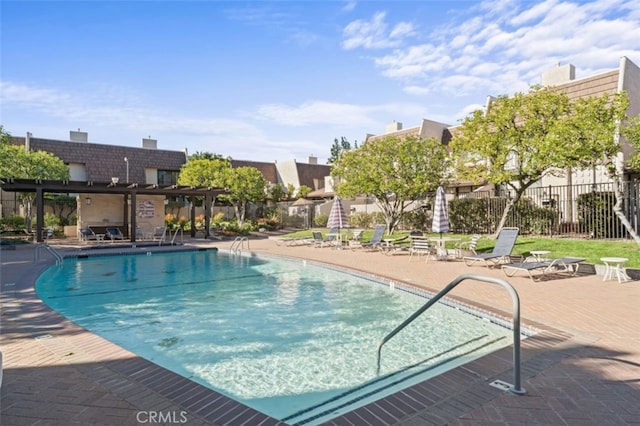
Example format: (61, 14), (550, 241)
(376, 274), (526, 395)
(230, 236), (249, 253)
(35, 243), (63, 265)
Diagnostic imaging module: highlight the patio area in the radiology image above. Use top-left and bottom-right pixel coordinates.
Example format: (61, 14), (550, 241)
(1, 236), (638, 425)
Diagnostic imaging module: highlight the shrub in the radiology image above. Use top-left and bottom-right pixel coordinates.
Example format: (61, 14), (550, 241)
(1, 214), (26, 230)
(348, 212), (372, 228)
(44, 212), (60, 229)
(402, 208), (429, 231)
(314, 213), (328, 227)
(164, 213), (179, 230)
(577, 192), (626, 238)
(211, 212), (225, 226)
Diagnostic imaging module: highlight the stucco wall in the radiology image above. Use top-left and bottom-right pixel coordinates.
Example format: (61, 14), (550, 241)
(77, 194), (165, 237)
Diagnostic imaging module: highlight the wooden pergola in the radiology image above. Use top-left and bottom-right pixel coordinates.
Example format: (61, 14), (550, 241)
(0, 178), (226, 243)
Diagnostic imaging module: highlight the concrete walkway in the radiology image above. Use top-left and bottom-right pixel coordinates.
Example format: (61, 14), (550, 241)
(1, 237), (638, 425)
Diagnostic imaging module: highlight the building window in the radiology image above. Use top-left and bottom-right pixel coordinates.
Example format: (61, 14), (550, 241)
(158, 170), (179, 186)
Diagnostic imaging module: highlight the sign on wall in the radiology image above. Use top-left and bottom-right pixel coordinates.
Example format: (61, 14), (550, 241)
(137, 200), (155, 218)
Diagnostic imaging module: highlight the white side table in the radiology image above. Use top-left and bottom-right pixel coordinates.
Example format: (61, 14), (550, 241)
(530, 250), (551, 262)
(601, 257), (630, 283)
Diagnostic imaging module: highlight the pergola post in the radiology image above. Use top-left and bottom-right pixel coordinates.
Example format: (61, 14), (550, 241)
(36, 187), (44, 243)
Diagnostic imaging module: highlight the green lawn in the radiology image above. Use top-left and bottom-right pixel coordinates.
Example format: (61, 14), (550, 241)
(280, 228), (640, 268)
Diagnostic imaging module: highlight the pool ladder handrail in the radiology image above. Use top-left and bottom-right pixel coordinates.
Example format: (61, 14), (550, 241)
(229, 236), (249, 253)
(170, 228), (182, 245)
(35, 243), (63, 265)
(376, 273), (526, 395)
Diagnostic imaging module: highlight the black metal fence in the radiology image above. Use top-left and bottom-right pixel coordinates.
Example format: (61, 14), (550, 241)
(448, 180), (639, 239)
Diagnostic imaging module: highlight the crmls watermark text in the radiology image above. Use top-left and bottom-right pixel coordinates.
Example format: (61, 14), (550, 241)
(136, 411), (188, 424)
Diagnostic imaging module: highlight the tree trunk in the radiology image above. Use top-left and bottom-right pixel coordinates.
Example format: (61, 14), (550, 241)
(493, 185), (531, 239)
(493, 197), (516, 239)
(234, 202), (246, 228)
(22, 195), (34, 231)
(613, 177), (640, 245)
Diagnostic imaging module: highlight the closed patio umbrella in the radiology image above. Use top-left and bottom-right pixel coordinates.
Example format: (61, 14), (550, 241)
(431, 185), (449, 236)
(327, 197), (349, 230)
(431, 185), (450, 259)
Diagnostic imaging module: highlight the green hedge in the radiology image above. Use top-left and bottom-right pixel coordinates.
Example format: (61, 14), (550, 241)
(449, 197), (558, 235)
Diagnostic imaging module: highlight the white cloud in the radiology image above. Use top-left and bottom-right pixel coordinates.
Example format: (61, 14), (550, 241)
(509, 0), (558, 26)
(0, 80), (264, 141)
(342, 11), (414, 50)
(344, 0), (640, 104)
(342, 1), (357, 12)
(255, 101), (378, 127)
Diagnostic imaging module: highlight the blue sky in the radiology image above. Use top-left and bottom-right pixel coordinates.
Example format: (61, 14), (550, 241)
(2, 0), (639, 164)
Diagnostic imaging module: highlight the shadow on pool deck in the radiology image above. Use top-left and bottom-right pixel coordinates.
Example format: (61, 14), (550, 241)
(1, 238), (639, 425)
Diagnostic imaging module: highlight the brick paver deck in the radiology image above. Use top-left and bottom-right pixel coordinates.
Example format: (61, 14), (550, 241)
(1, 236), (638, 425)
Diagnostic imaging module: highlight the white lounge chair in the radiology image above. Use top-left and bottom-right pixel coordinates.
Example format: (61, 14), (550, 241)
(463, 227), (519, 267)
(354, 225), (386, 252)
(502, 257), (585, 281)
(408, 237), (436, 262)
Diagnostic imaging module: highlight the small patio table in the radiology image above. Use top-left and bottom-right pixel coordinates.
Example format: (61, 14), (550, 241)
(433, 237), (460, 260)
(530, 250), (551, 262)
(600, 257), (631, 283)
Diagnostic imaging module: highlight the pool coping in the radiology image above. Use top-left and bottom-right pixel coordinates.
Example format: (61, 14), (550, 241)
(2, 244), (589, 425)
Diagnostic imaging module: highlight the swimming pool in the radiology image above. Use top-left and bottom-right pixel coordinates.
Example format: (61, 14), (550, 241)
(36, 250), (518, 424)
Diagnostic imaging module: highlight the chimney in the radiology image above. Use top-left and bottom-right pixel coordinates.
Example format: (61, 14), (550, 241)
(541, 63), (575, 86)
(70, 129), (88, 142)
(142, 137), (157, 149)
(308, 155), (318, 164)
(385, 121), (403, 134)
(25, 132), (32, 151)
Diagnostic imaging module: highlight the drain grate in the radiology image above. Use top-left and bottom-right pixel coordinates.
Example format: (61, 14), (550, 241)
(35, 334), (53, 340)
(489, 379), (513, 391)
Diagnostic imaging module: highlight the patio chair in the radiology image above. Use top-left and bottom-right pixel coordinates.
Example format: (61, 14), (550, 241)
(105, 227), (125, 242)
(502, 257), (585, 281)
(152, 226), (167, 243)
(347, 229), (364, 249)
(313, 228), (339, 248)
(463, 227), (520, 267)
(408, 237), (437, 262)
(455, 234), (481, 258)
(79, 227), (97, 242)
(135, 226), (148, 241)
(381, 235), (410, 255)
(354, 224), (386, 252)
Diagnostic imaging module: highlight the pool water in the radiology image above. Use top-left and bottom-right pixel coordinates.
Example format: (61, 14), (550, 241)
(36, 250), (516, 424)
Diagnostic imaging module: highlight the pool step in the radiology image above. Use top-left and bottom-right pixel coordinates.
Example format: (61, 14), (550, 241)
(283, 336), (505, 425)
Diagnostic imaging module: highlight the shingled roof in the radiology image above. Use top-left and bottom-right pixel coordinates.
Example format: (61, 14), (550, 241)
(11, 136), (186, 183)
(230, 159), (278, 184)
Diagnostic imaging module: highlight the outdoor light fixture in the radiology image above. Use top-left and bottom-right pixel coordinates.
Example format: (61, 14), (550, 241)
(111, 177), (119, 184)
(85, 197), (92, 205)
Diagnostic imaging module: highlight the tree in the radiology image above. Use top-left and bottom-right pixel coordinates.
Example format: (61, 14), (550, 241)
(189, 151), (228, 161)
(177, 158), (230, 187)
(177, 157), (230, 231)
(0, 126), (69, 229)
(268, 183), (286, 202)
(286, 183), (295, 199)
(327, 137), (352, 164)
(451, 87), (573, 237)
(332, 135), (449, 234)
(622, 114), (640, 171)
(218, 166), (267, 227)
(297, 185), (312, 199)
(561, 92), (640, 243)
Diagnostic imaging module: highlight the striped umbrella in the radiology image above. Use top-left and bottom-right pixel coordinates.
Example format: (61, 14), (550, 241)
(431, 185), (449, 236)
(327, 197), (349, 230)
